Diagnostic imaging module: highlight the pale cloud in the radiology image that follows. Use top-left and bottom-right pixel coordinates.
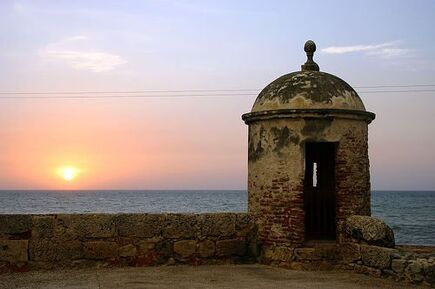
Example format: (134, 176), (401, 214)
(41, 36), (126, 73)
(43, 49), (126, 73)
(321, 41), (411, 58)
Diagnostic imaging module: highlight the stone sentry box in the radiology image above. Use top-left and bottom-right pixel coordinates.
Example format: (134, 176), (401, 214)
(242, 40), (376, 248)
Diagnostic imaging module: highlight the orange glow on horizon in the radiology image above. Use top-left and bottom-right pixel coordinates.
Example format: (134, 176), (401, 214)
(0, 100), (247, 190)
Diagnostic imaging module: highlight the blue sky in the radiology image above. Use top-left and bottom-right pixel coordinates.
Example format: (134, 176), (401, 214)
(0, 0), (434, 190)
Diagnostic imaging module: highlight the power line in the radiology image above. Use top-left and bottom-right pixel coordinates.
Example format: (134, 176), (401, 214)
(0, 93), (256, 99)
(0, 90), (434, 100)
(0, 84), (434, 96)
(0, 89), (259, 95)
(0, 85), (434, 100)
(354, 84), (435, 89)
(359, 89), (435, 93)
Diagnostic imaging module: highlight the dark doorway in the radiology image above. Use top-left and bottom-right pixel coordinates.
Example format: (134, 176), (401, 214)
(304, 142), (337, 240)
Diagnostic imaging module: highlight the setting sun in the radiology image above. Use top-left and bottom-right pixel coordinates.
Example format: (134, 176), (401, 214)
(58, 166), (79, 182)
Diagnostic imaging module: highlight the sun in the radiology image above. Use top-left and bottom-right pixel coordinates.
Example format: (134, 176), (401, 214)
(58, 166), (79, 181)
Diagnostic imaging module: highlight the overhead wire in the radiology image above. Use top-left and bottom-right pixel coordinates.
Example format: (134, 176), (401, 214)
(0, 89), (260, 95)
(0, 84), (434, 99)
(0, 93), (256, 99)
(354, 84), (435, 89)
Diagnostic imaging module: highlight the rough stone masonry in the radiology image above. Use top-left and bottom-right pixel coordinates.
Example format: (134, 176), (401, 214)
(0, 213), (257, 271)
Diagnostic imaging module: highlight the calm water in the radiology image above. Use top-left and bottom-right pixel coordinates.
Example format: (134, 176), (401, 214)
(0, 190), (433, 245)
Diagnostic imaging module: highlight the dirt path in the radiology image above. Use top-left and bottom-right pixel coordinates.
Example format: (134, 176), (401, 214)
(0, 264), (426, 289)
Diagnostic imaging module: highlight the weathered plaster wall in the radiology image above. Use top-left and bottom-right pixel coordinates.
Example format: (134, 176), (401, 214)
(0, 213), (257, 272)
(247, 116), (371, 246)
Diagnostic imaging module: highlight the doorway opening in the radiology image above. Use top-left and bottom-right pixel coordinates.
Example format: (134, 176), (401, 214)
(304, 142), (337, 240)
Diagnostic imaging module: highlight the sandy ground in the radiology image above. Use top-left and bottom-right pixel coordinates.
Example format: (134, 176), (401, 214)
(0, 264), (426, 289)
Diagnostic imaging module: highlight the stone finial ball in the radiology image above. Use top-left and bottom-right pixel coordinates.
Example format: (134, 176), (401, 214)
(304, 40), (316, 53)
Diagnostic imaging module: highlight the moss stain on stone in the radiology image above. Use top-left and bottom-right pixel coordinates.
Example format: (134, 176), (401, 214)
(248, 141), (264, 162)
(271, 126), (300, 152)
(249, 127), (266, 162)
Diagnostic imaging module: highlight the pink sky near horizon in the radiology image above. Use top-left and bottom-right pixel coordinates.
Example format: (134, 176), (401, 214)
(0, 97), (249, 189)
(0, 1), (434, 190)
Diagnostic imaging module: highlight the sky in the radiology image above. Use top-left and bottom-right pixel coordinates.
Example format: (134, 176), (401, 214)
(0, 0), (434, 190)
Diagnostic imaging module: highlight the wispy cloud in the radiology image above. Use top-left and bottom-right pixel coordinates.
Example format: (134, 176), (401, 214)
(44, 50), (126, 73)
(321, 41), (411, 58)
(41, 36), (126, 73)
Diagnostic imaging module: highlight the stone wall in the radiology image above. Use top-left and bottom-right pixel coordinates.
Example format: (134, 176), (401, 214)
(262, 243), (435, 287)
(258, 215), (434, 286)
(0, 213), (434, 286)
(0, 213), (257, 272)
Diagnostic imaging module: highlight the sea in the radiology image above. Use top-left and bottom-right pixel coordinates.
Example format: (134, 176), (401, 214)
(0, 190), (433, 246)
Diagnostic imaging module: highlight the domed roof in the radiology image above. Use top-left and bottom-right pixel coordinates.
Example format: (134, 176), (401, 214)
(251, 40), (366, 113)
(252, 70), (366, 112)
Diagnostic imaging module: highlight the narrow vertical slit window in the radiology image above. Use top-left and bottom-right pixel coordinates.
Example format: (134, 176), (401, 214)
(312, 162), (317, 187)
